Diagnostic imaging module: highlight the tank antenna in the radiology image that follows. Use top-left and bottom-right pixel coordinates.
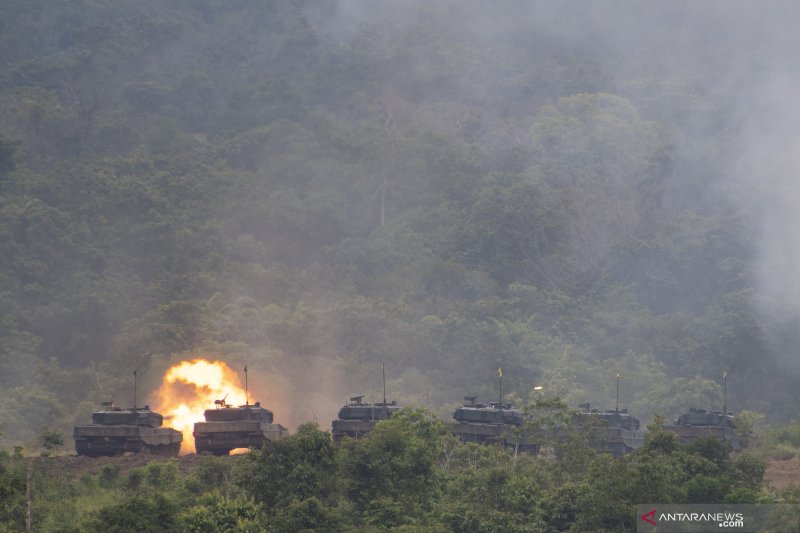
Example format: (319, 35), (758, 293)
(381, 362), (388, 418)
(498, 367), (503, 408)
(244, 365), (249, 406)
(722, 369), (727, 413)
(133, 369), (137, 409)
(615, 371), (620, 413)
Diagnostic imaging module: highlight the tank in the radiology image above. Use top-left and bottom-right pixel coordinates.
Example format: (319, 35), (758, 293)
(574, 403), (644, 457)
(449, 397), (540, 454)
(73, 402), (182, 457)
(663, 407), (744, 451)
(331, 395), (401, 441)
(193, 399), (288, 455)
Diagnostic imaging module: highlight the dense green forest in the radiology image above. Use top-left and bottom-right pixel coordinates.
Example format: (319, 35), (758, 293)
(3, 0), (800, 530)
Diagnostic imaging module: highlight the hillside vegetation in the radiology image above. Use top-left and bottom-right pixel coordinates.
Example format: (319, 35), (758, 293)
(6, 1), (800, 531)
(0, 1), (798, 449)
(0, 415), (789, 532)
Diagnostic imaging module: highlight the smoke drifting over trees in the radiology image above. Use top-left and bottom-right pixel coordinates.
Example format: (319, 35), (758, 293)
(0, 0), (799, 447)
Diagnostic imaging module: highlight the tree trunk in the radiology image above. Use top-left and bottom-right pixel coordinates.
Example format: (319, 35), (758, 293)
(26, 463), (32, 533)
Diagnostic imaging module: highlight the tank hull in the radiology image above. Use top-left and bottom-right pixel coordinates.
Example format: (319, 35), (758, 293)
(585, 427), (644, 457)
(193, 420), (288, 455)
(663, 408), (743, 451)
(571, 408), (643, 457)
(449, 421), (541, 454)
(331, 419), (382, 441)
(73, 425), (182, 457)
(331, 399), (400, 441)
(663, 424), (743, 451)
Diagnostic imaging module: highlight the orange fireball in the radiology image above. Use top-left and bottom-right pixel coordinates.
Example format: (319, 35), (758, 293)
(154, 359), (248, 454)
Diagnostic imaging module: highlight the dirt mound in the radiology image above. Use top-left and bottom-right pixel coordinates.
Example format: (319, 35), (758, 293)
(28, 453), (242, 479)
(764, 457), (800, 491)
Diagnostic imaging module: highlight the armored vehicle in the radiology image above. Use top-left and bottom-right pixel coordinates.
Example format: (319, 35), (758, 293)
(450, 397), (540, 454)
(331, 395), (401, 441)
(664, 408), (744, 451)
(193, 399), (288, 455)
(574, 403), (644, 457)
(73, 402), (182, 457)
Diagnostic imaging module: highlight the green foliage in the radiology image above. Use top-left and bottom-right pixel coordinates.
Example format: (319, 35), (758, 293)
(0, 387), (64, 446)
(643, 426), (680, 454)
(453, 173), (562, 286)
(83, 494), (179, 533)
(440, 450), (546, 533)
(0, 411), (781, 532)
(40, 428), (64, 456)
(0, 453), (26, 531)
(750, 420), (800, 459)
(181, 492), (263, 533)
(539, 482), (585, 533)
(234, 423), (336, 508)
(341, 408), (445, 517)
(126, 468), (144, 491)
(268, 496), (340, 533)
(733, 454), (768, 492)
(186, 456), (234, 495)
(145, 459), (179, 489)
(524, 396), (573, 439)
(99, 464), (120, 489)
(687, 436), (732, 468)
(766, 421), (800, 448)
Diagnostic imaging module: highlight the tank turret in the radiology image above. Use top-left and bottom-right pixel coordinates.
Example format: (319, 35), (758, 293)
(73, 402), (182, 457)
(675, 408), (736, 428)
(573, 403), (643, 457)
(90, 405), (165, 428)
(449, 396), (539, 454)
(452, 396), (525, 426)
(331, 395), (402, 441)
(331, 364), (404, 441)
(664, 407), (743, 450)
(576, 403), (640, 431)
(193, 400), (288, 455)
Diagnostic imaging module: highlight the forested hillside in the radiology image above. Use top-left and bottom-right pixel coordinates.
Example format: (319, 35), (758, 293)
(1, 0), (799, 446)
